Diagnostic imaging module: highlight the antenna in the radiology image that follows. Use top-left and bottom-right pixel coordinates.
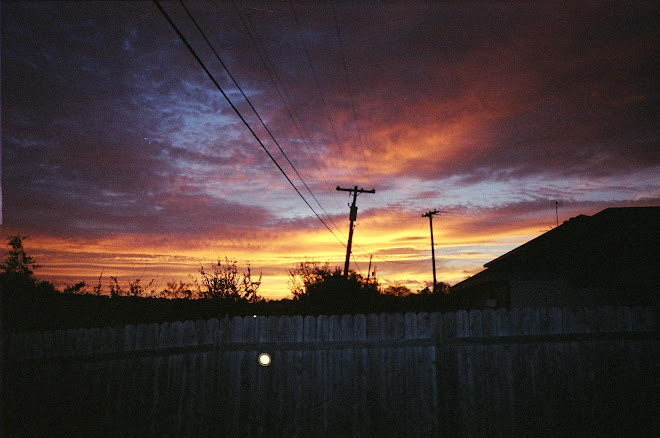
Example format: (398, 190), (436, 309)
(555, 201), (560, 227)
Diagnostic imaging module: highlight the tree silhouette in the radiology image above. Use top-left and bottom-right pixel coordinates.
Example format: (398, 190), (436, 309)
(289, 261), (379, 312)
(0, 234), (56, 299)
(1, 234), (39, 279)
(63, 281), (87, 294)
(288, 261), (332, 300)
(419, 282), (450, 295)
(383, 284), (411, 297)
(200, 258), (261, 303)
(1, 234), (41, 295)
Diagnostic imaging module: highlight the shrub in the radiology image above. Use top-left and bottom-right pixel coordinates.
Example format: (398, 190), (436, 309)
(199, 257), (261, 303)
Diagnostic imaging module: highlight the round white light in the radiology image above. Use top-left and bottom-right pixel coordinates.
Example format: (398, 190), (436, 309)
(258, 353), (271, 366)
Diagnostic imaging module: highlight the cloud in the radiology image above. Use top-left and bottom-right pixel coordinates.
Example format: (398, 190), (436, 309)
(276, 2), (660, 186)
(2, 2), (658, 297)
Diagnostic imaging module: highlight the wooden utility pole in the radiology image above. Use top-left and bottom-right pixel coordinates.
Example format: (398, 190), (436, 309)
(422, 209), (443, 292)
(337, 185), (375, 278)
(367, 254), (373, 283)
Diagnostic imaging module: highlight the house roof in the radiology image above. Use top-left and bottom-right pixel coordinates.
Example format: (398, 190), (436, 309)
(453, 206), (660, 291)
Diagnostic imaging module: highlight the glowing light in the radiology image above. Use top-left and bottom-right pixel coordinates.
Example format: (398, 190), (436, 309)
(258, 353), (271, 366)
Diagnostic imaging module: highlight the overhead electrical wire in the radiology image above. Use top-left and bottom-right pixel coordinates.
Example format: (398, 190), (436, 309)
(232, 1), (353, 211)
(230, 1), (348, 235)
(153, 0), (346, 248)
(286, 1), (355, 182)
(328, 2), (408, 266)
(157, 2), (450, 285)
(286, 2), (386, 266)
(239, 3), (389, 267)
(330, 1), (392, 210)
(174, 1), (384, 273)
(231, 3), (328, 177)
(330, 1), (375, 190)
(177, 0), (345, 240)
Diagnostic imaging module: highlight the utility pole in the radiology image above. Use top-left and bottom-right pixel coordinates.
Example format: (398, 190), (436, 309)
(422, 209), (443, 292)
(367, 254), (373, 283)
(337, 185), (375, 278)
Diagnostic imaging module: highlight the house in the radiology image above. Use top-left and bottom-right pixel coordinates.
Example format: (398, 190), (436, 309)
(450, 207), (659, 308)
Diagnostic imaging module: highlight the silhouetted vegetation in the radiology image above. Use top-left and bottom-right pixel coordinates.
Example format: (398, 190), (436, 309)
(382, 284), (412, 297)
(200, 257), (261, 303)
(0, 234), (57, 298)
(288, 261), (379, 313)
(0, 235), (512, 332)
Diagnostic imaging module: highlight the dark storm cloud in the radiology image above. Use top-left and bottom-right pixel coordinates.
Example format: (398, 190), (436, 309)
(2, 1), (282, 238)
(263, 2), (660, 184)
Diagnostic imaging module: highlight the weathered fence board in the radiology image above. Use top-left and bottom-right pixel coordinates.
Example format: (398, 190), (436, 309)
(2, 306), (657, 437)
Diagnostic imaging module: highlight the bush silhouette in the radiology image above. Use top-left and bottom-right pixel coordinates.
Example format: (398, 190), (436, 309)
(289, 261), (379, 313)
(200, 257), (262, 303)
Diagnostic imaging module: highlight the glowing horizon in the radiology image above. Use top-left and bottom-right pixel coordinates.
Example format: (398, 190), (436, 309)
(15, 202), (645, 300)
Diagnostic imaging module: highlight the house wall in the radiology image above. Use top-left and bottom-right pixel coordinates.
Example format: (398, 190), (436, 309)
(509, 278), (623, 308)
(509, 278), (570, 307)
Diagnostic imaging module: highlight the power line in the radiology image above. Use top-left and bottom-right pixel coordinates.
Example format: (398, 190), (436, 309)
(178, 0), (345, 238)
(330, 1), (375, 189)
(286, 1), (354, 181)
(352, 259), (363, 276)
(348, 212), (439, 266)
(156, 2), (457, 288)
(231, 1), (349, 225)
(168, 3), (415, 273)
(236, 1), (385, 263)
(371, 254), (432, 266)
(330, 1), (396, 211)
(153, 0), (346, 248)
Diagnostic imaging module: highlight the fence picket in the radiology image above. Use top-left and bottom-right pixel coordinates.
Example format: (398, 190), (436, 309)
(417, 312), (438, 436)
(3, 306), (656, 437)
(440, 310), (460, 436)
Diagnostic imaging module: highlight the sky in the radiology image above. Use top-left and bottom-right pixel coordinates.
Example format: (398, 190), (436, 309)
(2, 1), (659, 299)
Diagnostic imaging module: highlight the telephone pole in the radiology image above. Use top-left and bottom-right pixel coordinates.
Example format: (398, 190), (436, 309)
(337, 185), (375, 278)
(422, 209), (443, 292)
(367, 254), (373, 283)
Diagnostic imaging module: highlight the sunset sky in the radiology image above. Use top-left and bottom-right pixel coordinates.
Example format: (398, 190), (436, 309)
(2, 1), (658, 299)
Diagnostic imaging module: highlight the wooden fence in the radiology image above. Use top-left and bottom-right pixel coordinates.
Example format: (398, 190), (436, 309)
(3, 306), (658, 437)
